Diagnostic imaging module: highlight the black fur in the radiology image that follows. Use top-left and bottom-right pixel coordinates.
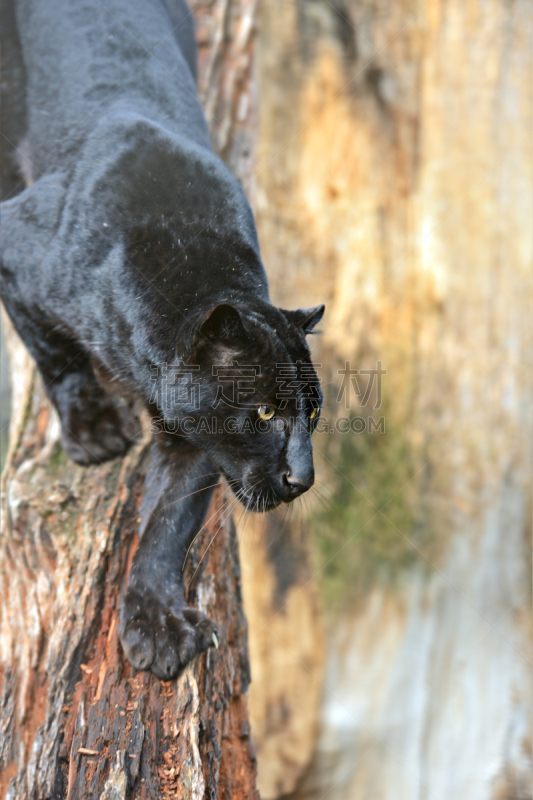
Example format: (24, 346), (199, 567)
(0, 0), (325, 679)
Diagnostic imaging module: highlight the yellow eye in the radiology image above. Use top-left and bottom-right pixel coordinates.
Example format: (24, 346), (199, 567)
(310, 407), (319, 420)
(258, 405), (276, 421)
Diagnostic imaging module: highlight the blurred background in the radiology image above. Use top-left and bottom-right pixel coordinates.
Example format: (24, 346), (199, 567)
(1, 1), (532, 798)
(240, 1), (533, 798)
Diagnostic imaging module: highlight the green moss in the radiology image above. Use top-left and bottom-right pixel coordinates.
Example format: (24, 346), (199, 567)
(105, 459), (123, 493)
(48, 443), (69, 471)
(60, 510), (80, 546)
(311, 411), (432, 609)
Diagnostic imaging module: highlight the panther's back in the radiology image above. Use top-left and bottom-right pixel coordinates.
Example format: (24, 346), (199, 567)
(4, 0), (210, 178)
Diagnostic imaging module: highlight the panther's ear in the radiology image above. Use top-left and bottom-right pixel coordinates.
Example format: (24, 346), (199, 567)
(283, 305), (325, 334)
(198, 303), (247, 343)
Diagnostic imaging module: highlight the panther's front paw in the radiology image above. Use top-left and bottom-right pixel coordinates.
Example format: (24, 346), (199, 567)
(61, 403), (134, 466)
(119, 588), (220, 680)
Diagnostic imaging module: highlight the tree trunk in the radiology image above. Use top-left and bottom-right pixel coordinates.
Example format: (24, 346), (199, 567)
(240, 512), (325, 800)
(255, 1), (533, 797)
(0, 2), (260, 798)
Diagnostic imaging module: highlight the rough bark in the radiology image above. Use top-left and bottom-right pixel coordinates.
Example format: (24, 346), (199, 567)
(0, 2), (260, 798)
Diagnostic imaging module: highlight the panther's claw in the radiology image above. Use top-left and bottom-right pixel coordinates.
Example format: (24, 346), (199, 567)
(119, 588), (221, 680)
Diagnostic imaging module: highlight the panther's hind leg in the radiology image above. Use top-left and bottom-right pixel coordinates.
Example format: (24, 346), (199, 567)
(1, 170), (138, 465)
(2, 294), (136, 466)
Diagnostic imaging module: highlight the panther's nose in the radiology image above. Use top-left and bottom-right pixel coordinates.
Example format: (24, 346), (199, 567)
(281, 470), (314, 500)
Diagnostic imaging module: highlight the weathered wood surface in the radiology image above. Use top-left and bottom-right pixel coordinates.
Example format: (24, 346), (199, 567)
(240, 512), (325, 800)
(0, 1), (260, 798)
(255, 1), (533, 797)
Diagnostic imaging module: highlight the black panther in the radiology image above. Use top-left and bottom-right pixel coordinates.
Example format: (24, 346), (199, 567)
(0, 0), (325, 679)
